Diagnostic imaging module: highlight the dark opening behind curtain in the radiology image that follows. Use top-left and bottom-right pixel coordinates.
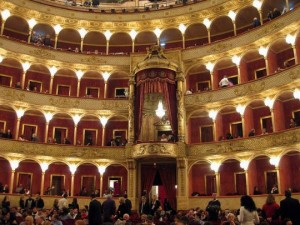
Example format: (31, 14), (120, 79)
(134, 69), (178, 141)
(141, 165), (157, 196)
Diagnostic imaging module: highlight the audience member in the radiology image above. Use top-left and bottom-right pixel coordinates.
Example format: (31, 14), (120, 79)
(253, 17), (261, 27)
(238, 195), (259, 225)
(261, 194), (279, 224)
(102, 194), (116, 223)
(219, 76), (230, 88)
(272, 8), (281, 19)
(25, 194), (36, 210)
(248, 129), (255, 137)
(280, 190), (300, 225)
(58, 194), (68, 210)
(206, 193), (221, 221)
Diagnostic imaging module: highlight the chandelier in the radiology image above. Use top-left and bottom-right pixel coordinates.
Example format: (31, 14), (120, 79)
(155, 100), (165, 118)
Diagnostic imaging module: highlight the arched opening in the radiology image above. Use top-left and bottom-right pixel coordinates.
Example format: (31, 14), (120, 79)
(103, 164), (128, 197)
(83, 31), (106, 53)
(25, 64), (51, 93)
(0, 58), (22, 88)
(53, 69), (77, 97)
(77, 115), (102, 146)
(80, 71), (103, 98)
(186, 64), (211, 93)
(57, 28), (80, 51)
(75, 163), (100, 196)
(105, 116), (128, 146)
(48, 113), (74, 144)
(109, 32), (132, 54)
(160, 28), (183, 49)
(185, 23), (208, 48)
(106, 71), (129, 99)
(3, 16), (29, 41)
(210, 16), (234, 42)
(135, 31), (157, 52)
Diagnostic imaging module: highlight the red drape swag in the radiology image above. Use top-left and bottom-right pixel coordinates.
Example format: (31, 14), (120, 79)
(141, 165), (157, 196)
(158, 165), (177, 210)
(134, 69), (178, 141)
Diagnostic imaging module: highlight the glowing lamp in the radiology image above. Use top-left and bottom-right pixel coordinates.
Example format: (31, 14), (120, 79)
(16, 108), (25, 119)
(258, 46), (268, 58)
(69, 164), (77, 174)
(28, 18), (37, 29)
(53, 24), (63, 34)
(78, 28), (88, 39)
(293, 88), (300, 100)
(205, 62), (215, 73)
(264, 97), (275, 109)
(236, 104), (246, 116)
(240, 160), (249, 170)
(102, 71), (110, 82)
(178, 24), (187, 34)
(0, 55), (4, 63)
(41, 163), (49, 172)
(155, 100), (165, 118)
(203, 18), (211, 29)
(100, 117), (108, 127)
(98, 166), (106, 175)
(76, 70), (84, 80)
(1, 9), (11, 21)
(210, 162), (221, 173)
(208, 110), (217, 121)
(129, 30), (138, 40)
(104, 30), (112, 40)
(49, 66), (57, 77)
(252, 0), (262, 10)
(10, 160), (19, 170)
(44, 112), (53, 123)
(228, 10), (236, 21)
(22, 62), (31, 72)
(154, 28), (162, 38)
(72, 114), (81, 126)
(285, 34), (296, 45)
(270, 156), (280, 167)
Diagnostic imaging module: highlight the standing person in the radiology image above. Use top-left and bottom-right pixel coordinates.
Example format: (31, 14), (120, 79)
(219, 76), (229, 88)
(58, 193), (68, 210)
(280, 190), (300, 225)
(116, 197), (127, 219)
(36, 193), (44, 209)
(150, 195), (161, 216)
(88, 193), (102, 225)
(25, 194), (36, 210)
(238, 195), (259, 225)
(206, 193), (221, 221)
(139, 196), (150, 216)
(124, 194), (132, 215)
(262, 194), (279, 224)
(102, 194), (116, 223)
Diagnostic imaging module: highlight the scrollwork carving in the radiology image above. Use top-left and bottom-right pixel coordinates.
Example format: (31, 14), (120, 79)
(234, 82), (265, 96)
(133, 143), (177, 158)
(0, 89), (25, 101)
(29, 49), (56, 59)
(49, 98), (80, 108)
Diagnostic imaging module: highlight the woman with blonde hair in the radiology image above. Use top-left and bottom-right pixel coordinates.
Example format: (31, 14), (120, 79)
(262, 194), (279, 224)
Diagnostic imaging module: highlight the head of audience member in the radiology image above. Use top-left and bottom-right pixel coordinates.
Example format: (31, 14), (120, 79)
(240, 195), (257, 212)
(212, 193), (217, 200)
(123, 214), (130, 221)
(25, 215), (34, 225)
(266, 194), (276, 204)
(285, 190), (292, 198)
(35, 215), (45, 225)
(283, 218), (293, 225)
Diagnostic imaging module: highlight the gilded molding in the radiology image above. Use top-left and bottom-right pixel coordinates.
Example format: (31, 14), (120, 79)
(132, 143), (178, 158)
(0, 88), (26, 101)
(0, 139), (126, 160)
(233, 81), (265, 96)
(188, 128), (300, 159)
(29, 48), (56, 60)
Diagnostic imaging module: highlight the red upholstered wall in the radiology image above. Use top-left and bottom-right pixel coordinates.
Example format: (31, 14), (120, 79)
(189, 117), (213, 143)
(106, 79), (129, 98)
(296, 37), (300, 63)
(164, 41), (182, 49)
(215, 66), (238, 88)
(76, 119), (103, 146)
(48, 117), (75, 144)
(189, 163), (212, 195)
(73, 164), (100, 196)
(187, 72), (211, 92)
(219, 161), (243, 195)
(19, 114), (46, 141)
(102, 165), (128, 195)
(276, 48), (294, 67)
(289, 154), (300, 192)
(109, 46), (131, 54)
(246, 58), (266, 81)
(82, 45), (106, 53)
(279, 155), (292, 192)
(104, 120), (128, 145)
(14, 161), (42, 194)
(283, 99), (300, 127)
(185, 37), (208, 48)
(0, 109), (16, 133)
(273, 101), (285, 131)
(239, 60), (248, 83)
(0, 65), (23, 87)
(57, 41), (80, 50)
(221, 112), (242, 136)
(52, 76), (78, 96)
(244, 107), (254, 136)
(25, 71), (51, 92)
(215, 114), (223, 140)
(44, 163), (71, 193)
(3, 30), (28, 42)
(248, 158), (258, 194)
(211, 31), (234, 43)
(252, 107), (271, 134)
(268, 50), (278, 74)
(0, 158), (11, 186)
(79, 78), (104, 98)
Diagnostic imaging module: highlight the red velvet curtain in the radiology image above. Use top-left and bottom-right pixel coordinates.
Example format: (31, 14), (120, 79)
(141, 165), (157, 195)
(134, 69), (177, 141)
(158, 165), (176, 210)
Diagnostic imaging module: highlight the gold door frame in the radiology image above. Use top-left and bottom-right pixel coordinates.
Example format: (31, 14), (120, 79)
(196, 81), (211, 92)
(204, 173), (216, 195)
(28, 79), (43, 92)
(113, 129), (128, 139)
(85, 87), (100, 98)
(56, 84), (71, 96)
(50, 174), (66, 189)
(108, 176), (123, 193)
(83, 128), (98, 145)
(0, 74), (13, 87)
(0, 120), (7, 132)
(255, 67), (267, 79)
(16, 172), (33, 191)
(234, 172), (246, 193)
(264, 170), (278, 194)
(199, 125), (213, 142)
(52, 127), (69, 139)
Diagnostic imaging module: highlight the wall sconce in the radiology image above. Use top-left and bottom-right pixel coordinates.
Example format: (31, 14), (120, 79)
(28, 18), (37, 29)
(264, 97), (275, 110)
(270, 156), (280, 167)
(293, 88), (300, 100)
(69, 164), (77, 174)
(1, 9), (11, 21)
(49, 66), (57, 77)
(178, 24), (187, 34)
(155, 100), (165, 118)
(228, 10), (236, 21)
(53, 24), (63, 34)
(258, 46), (268, 58)
(104, 30), (112, 40)
(72, 114), (81, 126)
(100, 116), (109, 127)
(41, 162), (49, 172)
(232, 55), (241, 66)
(76, 70), (84, 80)
(0, 55), (4, 63)
(98, 165), (106, 175)
(210, 162), (221, 173)
(285, 34), (296, 45)
(16, 108), (25, 119)
(240, 160), (249, 170)
(208, 110), (218, 121)
(102, 71), (110, 82)
(205, 62), (215, 73)
(129, 30), (138, 40)
(78, 28), (88, 39)
(154, 28), (162, 38)
(10, 160), (19, 170)
(252, 0), (262, 10)
(44, 112), (54, 123)
(236, 104), (246, 116)
(22, 61), (31, 72)
(203, 18), (211, 29)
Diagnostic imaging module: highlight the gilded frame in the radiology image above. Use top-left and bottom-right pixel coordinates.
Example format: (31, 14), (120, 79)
(21, 124), (38, 136)
(264, 170), (278, 193)
(16, 172), (33, 190)
(260, 116), (272, 131)
(28, 79), (43, 92)
(50, 174), (66, 189)
(196, 81), (211, 92)
(114, 87), (127, 98)
(204, 173), (216, 195)
(52, 127), (69, 141)
(83, 128), (98, 145)
(85, 87), (100, 98)
(0, 120), (7, 132)
(234, 172), (246, 194)
(56, 84), (71, 96)
(0, 74), (13, 87)
(80, 175), (96, 190)
(108, 176), (123, 193)
(229, 121), (242, 137)
(113, 129), (128, 139)
(199, 125), (213, 142)
(255, 67), (267, 79)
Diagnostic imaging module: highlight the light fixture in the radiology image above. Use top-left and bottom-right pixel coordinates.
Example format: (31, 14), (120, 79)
(232, 55), (241, 66)
(78, 28), (88, 39)
(16, 108), (25, 119)
(98, 165), (106, 175)
(285, 34), (296, 45)
(53, 24), (63, 34)
(240, 160), (249, 170)
(205, 62), (215, 73)
(264, 97), (275, 109)
(228, 10), (236, 21)
(258, 46), (268, 58)
(102, 71), (110, 82)
(129, 30), (138, 40)
(69, 164), (77, 174)
(155, 100), (165, 118)
(76, 70), (84, 80)
(49, 66), (57, 77)
(293, 88), (300, 100)
(10, 160), (19, 170)
(208, 110), (217, 121)
(252, 0), (262, 10)
(44, 112), (53, 123)
(22, 61), (31, 72)
(100, 116), (108, 127)
(154, 28), (162, 38)
(72, 114), (81, 126)
(236, 104), (246, 116)
(203, 18), (211, 29)
(210, 162), (221, 173)
(269, 156), (280, 167)
(28, 18), (37, 29)
(178, 24), (187, 34)
(0, 55), (4, 63)
(1, 9), (11, 21)
(41, 163), (49, 172)
(104, 30), (112, 40)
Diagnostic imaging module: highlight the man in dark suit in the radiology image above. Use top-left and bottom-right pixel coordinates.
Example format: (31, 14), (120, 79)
(25, 194), (36, 210)
(139, 196), (150, 215)
(88, 193), (102, 225)
(35, 193), (44, 209)
(124, 194), (132, 215)
(102, 194), (116, 223)
(280, 190), (300, 225)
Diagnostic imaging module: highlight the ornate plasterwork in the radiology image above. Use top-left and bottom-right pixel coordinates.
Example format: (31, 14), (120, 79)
(132, 143), (177, 158)
(2, 0), (252, 25)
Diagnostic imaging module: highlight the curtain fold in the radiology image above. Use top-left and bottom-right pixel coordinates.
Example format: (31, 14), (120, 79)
(158, 165), (176, 210)
(134, 69), (177, 141)
(141, 165), (157, 195)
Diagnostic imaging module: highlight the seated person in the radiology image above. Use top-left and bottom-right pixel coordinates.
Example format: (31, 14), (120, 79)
(160, 134), (168, 142)
(248, 128), (255, 137)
